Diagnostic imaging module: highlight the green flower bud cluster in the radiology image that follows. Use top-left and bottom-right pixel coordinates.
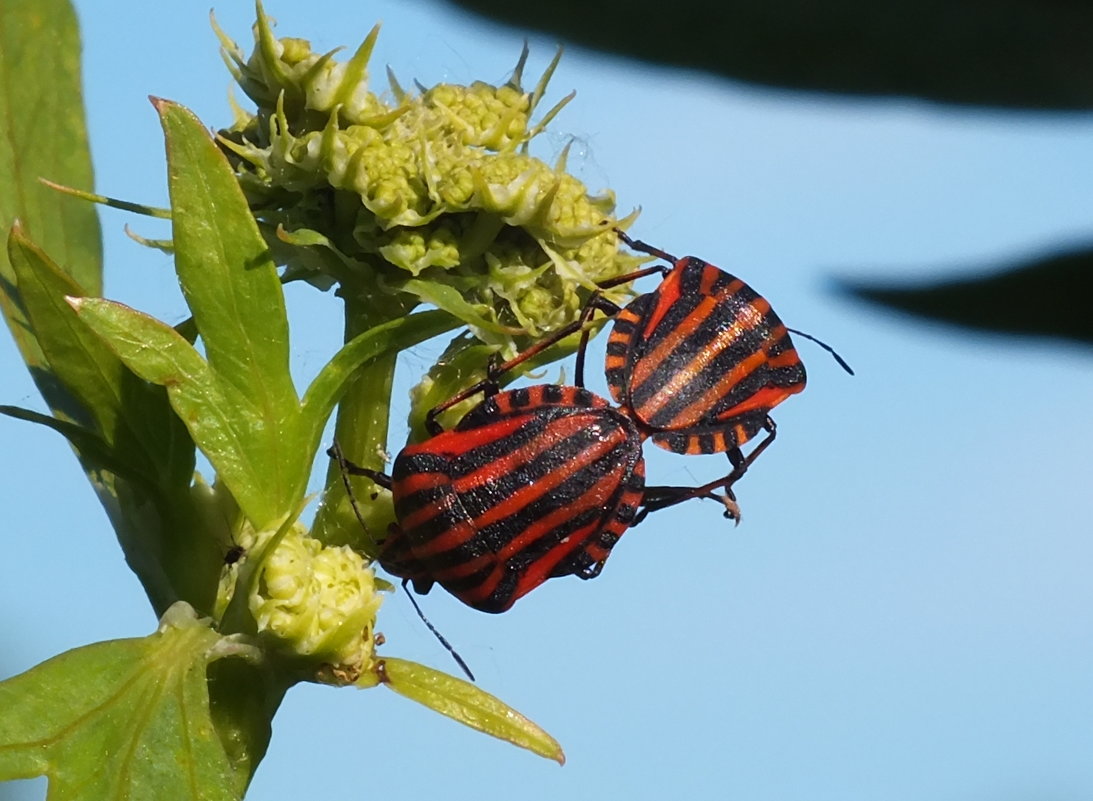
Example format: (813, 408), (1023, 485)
(213, 5), (641, 354)
(239, 522), (384, 671)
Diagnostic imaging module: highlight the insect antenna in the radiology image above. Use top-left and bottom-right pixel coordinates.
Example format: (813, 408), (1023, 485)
(329, 440), (377, 538)
(786, 328), (855, 375)
(328, 440), (476, 682)
(401, 582), (476, 682)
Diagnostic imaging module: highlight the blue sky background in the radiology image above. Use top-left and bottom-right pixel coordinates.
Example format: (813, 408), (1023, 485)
(3, 2), (1093, 799)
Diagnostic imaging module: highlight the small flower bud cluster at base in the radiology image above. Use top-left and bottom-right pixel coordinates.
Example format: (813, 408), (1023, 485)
(242, 523), (383, 671)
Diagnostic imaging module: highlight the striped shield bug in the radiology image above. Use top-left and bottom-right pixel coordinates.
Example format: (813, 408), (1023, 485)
(603, 230), (816, 461)
(333, 384), (738, 614)
(480, 228), (852, 487)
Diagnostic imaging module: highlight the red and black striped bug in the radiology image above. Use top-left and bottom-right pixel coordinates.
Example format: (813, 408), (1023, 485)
(484, 229), (853, 486)
(332, 383), (736, 615)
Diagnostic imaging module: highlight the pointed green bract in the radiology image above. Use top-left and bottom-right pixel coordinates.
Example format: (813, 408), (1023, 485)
(39, 179), (172, 219)
(0, 603), (243, 800)
(157, 99), (294, 407)
(377, 658), (566, 764)
(156, 98), (306, 526)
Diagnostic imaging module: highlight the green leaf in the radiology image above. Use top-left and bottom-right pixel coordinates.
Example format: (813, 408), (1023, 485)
(156, 97), (305, 520)
(0, 603), (245, 800)
(0, 0), (102, 411)
(376, 657), (565, 765)
(157, 98), (294, 407)
(840, 244), (1093, 345)
(70, 296), (290, 528)
(7, 225), (194, 487)
(442, 0), (1093, 110)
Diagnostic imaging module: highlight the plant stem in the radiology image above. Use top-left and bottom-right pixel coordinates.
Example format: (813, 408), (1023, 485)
(310, 287), (410, 550)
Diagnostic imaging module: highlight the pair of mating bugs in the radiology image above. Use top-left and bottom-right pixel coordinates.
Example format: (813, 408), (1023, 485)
(334, 230), (851, 615)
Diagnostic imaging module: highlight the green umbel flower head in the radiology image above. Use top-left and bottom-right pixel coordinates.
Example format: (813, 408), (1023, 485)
(213, 4), (641, 390)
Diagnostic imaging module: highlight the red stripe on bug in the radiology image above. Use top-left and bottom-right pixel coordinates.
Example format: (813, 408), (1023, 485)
(467, 436), (625, 533)
(451, 415), (598, 500)
(640, 260), (687, 334)
(657, 351), (777, 429)
(495, 466), (629, 562)
(714, 385), (799, 423)
(634, 309), (760, 426)
(628, 297), (714, 388)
